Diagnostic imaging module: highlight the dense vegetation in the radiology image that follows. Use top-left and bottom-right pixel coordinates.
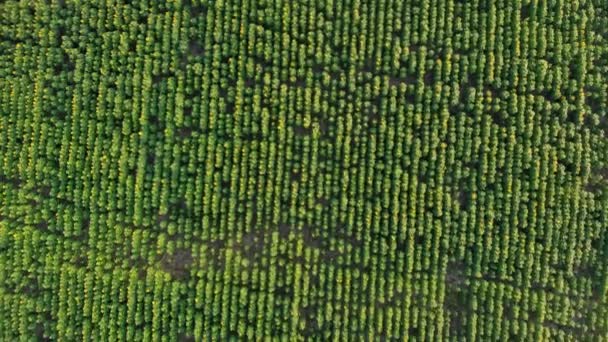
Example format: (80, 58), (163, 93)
(1, 0), (608, 340)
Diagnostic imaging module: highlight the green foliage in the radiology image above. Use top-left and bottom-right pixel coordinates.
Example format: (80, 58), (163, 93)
(0, 0), (608, 340)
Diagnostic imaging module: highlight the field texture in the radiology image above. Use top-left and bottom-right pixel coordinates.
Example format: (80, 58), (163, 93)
(1, 0), (608, 340)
